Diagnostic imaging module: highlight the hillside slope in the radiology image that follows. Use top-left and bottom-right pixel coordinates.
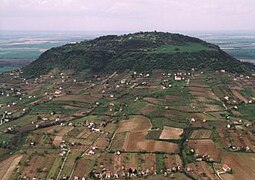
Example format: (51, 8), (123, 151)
(22, 32), (252, 78)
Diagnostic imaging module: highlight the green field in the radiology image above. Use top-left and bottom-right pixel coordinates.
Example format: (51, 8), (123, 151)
(149, 42), (216, 54)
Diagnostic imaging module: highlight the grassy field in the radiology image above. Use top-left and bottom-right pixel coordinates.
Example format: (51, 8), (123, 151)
(149, 42), (216, 54)
(156, 153), (166, 173)
(240, 86), (255, 98)
(238, 104), (255, 120)
(46, 156), (63, 179)
(30, 101), (79, 115)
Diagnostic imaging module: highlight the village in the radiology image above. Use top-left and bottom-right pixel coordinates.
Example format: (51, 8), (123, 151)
(0, 68), (255, 180)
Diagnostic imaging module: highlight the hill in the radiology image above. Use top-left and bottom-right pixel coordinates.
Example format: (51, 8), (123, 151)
(22, 32), (252, 78)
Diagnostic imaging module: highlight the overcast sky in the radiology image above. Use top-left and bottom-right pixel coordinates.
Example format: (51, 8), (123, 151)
(0, 0), (255, 31)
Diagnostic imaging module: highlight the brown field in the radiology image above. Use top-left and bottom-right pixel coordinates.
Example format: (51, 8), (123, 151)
(159, 126), (183, 140)
(164, 109), (182, 118)
(216, 127), (255, 151)
(71, 158), (95, 179)
(95, 153), (158, 176)
(231, 89), (248, 103)
(187, 161), (217, 180)
(54, 95), (99, 103)
(115, 115), (179, 153)
(127, 153), (137, 169)
(165, 95), (182, 101)
(229, 130), (246, 149)
(165, 154), (182, 169)
(76, 129), (92, 139)
(21, 155), (55, 179)
(93, 134), (109, 150)
(110, 132), (126, 151)
(216, 127), (231, 147)
(97, 153), (114, 172)
(68, 132), (101, 146)
(0, 155), (23, 180)
(116, 153), (156, 173)
(188, 113), (210, 122)
(187, 140), (222, 162)
(243, 136), (255, 152)
(123, 131), (179, 153)
(189, 86), (211, 92)
(113, 153), (122, 172)
(194, 103), (223, 112)
(140, 103), (157, 115)
(142, 153), (156, 172)
(52, 127), (74, 146)
(60, 150), (84, 178)
(221, 152), (255, 180)
(189, 83), (210, 88)
(189, 88), (220, 101)
(117, 115), (152, 133)
(190, 129), (212, 139)
(171, 105), (192, 112)
(143, 97), (165, 105)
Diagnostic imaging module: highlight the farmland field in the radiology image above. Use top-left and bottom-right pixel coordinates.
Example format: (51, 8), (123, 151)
(187, 139), (222, 161)
(221, 153), (255, 180)
(190, 129), (212, 139)
(0, 66), (255, 179)
(159, 126), (183, 140)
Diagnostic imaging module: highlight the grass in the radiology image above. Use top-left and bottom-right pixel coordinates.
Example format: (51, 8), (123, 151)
(0, 115), (37, 132)
(150, 117), (166, 130)
(211, 85), (226, 99)
(46, 156), (63, 179)
(240, 86), (255, 98)
(0, 95), (20, 104)
(121, 100), (148, 115)
(30, 101), (78, 115)
(148, 85), (189, 100)
(93, 105), (109, 115)
(150, 117), (187, 129)
(19, 96), (42, 106)
(182, 147), (195, 164)
(110, 132), (126, 151)
(145, 130), (161, 140)
(0, 133), (15, 143)
(238, 104), (255, 120)
(156, 153), (166, 173)
(148, 42), (216, 54)
(60, 151), (81, 177)
(66, 127), (85, 137)
(73, 115), (104, 123)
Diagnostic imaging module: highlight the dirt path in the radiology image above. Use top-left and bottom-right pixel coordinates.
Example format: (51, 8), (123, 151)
(1, 155), (23, 180)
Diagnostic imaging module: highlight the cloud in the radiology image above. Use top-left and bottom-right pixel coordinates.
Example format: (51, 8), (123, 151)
(0, 0), (254, 31)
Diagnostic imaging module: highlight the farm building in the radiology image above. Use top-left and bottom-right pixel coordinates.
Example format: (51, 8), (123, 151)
(222, 164), (231, 172)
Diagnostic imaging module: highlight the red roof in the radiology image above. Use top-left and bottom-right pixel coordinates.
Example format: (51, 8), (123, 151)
(222, 164), (230, 170)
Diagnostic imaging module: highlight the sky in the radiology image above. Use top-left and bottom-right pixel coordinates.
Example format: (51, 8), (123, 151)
(0, 0), (255, 32)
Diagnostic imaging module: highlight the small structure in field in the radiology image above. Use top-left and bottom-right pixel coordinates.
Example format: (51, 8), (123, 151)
(55, 90), (62, 95)
(222, 164), (232, 173)
(121, 79), (127, 84)
(174, 75), (182, 81)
